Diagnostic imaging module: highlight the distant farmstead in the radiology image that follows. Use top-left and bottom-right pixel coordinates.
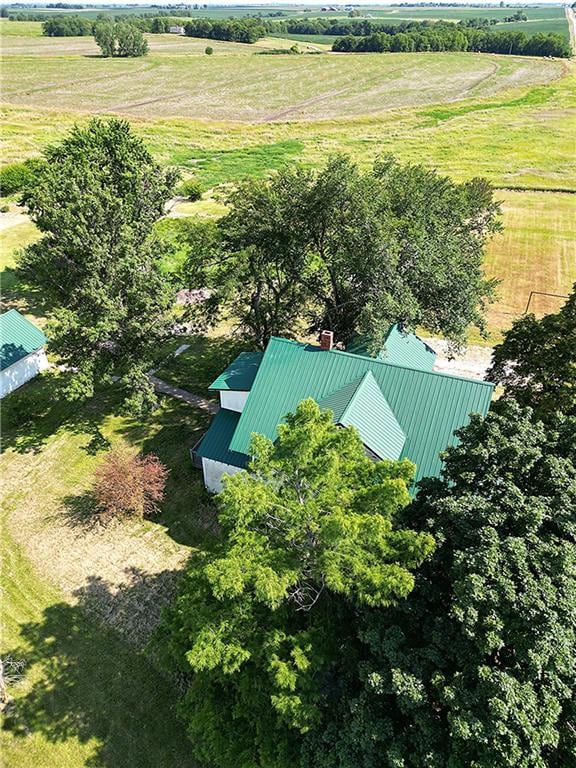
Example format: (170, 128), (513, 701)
(0, 309), (49, 398)
(169, 25), (185, 35)
(192, 325), (494, 493)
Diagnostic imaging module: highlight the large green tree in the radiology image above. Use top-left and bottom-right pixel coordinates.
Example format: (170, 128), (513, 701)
(94, 20), (148, 57)
(304, 402), (576, 768)
(488, 286), (576, 421)
(18, 118), (177, 411)
(187, 155), (500, 349)
(160, 399), (434, 768)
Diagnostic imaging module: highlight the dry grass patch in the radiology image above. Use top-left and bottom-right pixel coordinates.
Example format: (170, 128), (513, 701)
(1, 375), (213, 648)
(483, 189), (576, 339)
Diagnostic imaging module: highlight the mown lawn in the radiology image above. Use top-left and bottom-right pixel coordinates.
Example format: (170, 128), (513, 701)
(483, 189), (576, 337)
(0, 346), (225, 766)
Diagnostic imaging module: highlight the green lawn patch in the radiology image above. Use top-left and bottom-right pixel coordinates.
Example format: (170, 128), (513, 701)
(155, 334), (250, 401)
(0, 369), (216, 767)
(173, 139), (304, 188)
(421, 85), (555, 124)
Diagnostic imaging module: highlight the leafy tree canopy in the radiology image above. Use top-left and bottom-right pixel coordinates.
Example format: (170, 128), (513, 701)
(160, 399), (434, 768)
(185, 155), (500, 351)
(304, 401), (576, 768)
(18, 118), (178, 412)
(94, 20), (148, 57)
(488, 285), (576, 421)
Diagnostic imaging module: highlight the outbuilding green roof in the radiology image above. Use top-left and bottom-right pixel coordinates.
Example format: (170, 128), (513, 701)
(209, 351), (263, 391)
(0, 309), (47, 370)
(319, 371), (406, 460)
(229, 336), (493, 484)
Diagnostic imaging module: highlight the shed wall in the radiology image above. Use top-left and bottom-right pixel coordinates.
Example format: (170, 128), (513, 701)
(0, 348), (49, 398)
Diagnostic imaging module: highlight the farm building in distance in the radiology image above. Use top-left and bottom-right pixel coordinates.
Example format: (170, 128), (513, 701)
(169, 25), (185, 35)
(0, 309), (48, 398)
(192, 326), (494, 493)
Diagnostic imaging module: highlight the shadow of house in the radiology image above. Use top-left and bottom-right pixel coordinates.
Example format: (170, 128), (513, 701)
(2, 573), (196, 767)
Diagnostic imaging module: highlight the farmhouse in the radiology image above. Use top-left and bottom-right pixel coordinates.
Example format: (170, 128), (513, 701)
(0, 309), (49, 398)
(169, 25), (185, 35)
(193, 326), (494, 492)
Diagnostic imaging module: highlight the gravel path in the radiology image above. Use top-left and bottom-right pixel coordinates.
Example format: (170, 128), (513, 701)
(149, 374), (219, 413)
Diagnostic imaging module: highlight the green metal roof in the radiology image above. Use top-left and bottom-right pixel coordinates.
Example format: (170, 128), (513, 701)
(196, 408), (248, 468)
(346, 324), (436, 372)
(380, 325), (436, 371)
(209, 351), (263, 391)
(229, 337), (493, 484)
(319, 371), (406, 460)
(0, 309), (47, 370)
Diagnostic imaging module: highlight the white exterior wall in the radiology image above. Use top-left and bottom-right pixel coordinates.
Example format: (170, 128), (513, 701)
(0, 348), (49, 399)
(219, 390), (249, 413)
(202, 456), (244, 494)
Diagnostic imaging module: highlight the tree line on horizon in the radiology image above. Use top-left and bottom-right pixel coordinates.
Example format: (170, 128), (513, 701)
(33, 12), (572, 58)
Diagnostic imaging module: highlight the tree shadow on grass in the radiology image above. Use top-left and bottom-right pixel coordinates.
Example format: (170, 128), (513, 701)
(59, 491), (104, 533)
(1, 269), (50, 325)
(121, 395), (220, 549)
(1, 370), (114, 455)
(2, 571), (197, 768)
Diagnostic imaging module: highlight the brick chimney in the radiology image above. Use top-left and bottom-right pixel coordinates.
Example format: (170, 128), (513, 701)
(320, 330), (334, 350)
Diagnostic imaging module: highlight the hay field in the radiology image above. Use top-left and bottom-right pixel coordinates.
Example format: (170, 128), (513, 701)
(0, 43), (566, 123)
(483, 190), (576, 338)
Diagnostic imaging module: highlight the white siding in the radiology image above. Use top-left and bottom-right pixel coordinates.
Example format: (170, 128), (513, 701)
(0, 348), (49, 399)
(219, 390), (249, 413)
(202, 456), (243, 493)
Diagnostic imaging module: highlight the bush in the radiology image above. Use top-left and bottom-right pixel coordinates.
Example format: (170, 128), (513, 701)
(205, 45), (213, 55)
(0, 159), (43, 196)
(94, 450), (168, 521)
(179, 178), (203, 202)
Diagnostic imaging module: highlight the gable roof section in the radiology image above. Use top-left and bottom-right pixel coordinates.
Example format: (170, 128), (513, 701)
(347, 325), (436, 371)
(319, 371), (406, 460)
(209, 351), (264, 391)
(0, 309), (47, 370)
(381, 324), (436, 371)
(230, 337), (493, 484)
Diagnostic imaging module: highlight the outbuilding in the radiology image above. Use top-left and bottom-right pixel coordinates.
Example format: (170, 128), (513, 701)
(0, 309), (49, 398)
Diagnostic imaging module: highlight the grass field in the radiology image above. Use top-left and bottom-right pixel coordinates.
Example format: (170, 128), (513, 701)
(0, 365), (219, 766)
(483, 189), (576, 338)
(2, 64), (574, 191)
(0, 323), (245, 767)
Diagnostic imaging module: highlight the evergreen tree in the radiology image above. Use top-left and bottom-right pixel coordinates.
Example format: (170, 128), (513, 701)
(18, 118), (177, 412)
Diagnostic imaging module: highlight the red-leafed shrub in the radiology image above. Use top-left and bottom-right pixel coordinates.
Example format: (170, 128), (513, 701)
(94, 450), (168, 521)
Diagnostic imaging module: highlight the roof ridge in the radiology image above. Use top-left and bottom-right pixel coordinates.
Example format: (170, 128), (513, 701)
(339, 371), (372, 423)
(268, 336), (494, 388)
